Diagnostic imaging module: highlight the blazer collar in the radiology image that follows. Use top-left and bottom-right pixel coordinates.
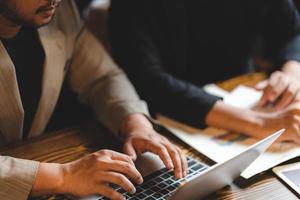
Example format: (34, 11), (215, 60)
(28, 25), (67, 138)
(0, 42), (24, 142)
(0, 23), (67, 142)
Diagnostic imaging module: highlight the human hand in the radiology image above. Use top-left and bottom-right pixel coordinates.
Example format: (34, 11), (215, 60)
(61, 150), (143, 199)
(254, 102), (300, 144)
(121, 114), (188, 179)
(256, 71), (300, 110)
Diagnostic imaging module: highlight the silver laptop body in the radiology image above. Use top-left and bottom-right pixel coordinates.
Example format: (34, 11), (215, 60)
(170, 129), (284, 200)
(79, 129), (284, 200)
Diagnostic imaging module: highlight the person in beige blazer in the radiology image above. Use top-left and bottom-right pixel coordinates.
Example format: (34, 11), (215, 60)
(0, 0), (187, 199)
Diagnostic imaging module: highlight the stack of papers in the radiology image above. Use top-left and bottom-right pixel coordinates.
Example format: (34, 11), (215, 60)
(159, 85), (300, 179)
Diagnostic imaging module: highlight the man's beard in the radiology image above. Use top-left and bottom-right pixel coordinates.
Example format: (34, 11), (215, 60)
(0, 2), (24, 25)
(0, 2), (56, 27)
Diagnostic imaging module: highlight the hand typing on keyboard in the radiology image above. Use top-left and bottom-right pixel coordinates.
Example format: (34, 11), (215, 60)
(56, 150), (143, 200)
(120, 114), (188, 180)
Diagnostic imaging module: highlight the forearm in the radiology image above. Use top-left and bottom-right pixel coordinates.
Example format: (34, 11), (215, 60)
(86, 73), (149, 136)
(205, 101), (264, 138)
(31, 163), (65, 196)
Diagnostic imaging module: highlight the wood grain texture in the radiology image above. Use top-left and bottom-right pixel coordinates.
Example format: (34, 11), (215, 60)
(1, 73), (298, 200)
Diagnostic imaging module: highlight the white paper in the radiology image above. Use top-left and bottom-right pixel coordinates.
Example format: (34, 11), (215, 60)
(203, 84), (230, 99)
(158, 85), (300, 179)
(223, 85), (262, 109)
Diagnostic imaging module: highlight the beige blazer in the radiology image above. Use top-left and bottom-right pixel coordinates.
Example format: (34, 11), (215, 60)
(0, 1), (148, 199)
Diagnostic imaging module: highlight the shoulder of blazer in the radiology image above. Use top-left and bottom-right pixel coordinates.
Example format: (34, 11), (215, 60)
(55, 0), (83, 34)
(51, 0), (84, 60)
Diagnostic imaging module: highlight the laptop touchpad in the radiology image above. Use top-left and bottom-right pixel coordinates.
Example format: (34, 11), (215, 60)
(135, 152), (165, 177)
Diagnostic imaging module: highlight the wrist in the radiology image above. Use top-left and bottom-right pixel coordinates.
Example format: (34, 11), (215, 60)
(245, 110), (275, 138)
(120, 113), (153, 137)
(58, 163), (73, 195)
(228, 108), (262, 136)
(206, 101), (263, 136)
(243, 110), (265, 136)
(31, 163), (65, 196)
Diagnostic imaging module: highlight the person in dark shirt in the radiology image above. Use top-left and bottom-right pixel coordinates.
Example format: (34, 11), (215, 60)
(109, 0), (300, 143)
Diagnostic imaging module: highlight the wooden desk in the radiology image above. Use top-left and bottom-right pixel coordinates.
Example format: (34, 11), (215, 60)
(0, 73), (299, 200)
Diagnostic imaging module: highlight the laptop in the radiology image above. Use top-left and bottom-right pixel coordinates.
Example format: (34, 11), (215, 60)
(80, 129), (284, 200)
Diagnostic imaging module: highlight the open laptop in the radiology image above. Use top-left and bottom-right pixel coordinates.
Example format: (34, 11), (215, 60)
(80, 129), (284, 200)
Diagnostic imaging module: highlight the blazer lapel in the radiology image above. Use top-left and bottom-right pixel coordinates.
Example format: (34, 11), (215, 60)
(28, 25), (67, 138)
(163, 0), (188, 73)
(0, 42), (24, 142)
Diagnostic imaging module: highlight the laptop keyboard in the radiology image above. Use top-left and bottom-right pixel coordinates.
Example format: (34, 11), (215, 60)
(98, 157), (207, 200)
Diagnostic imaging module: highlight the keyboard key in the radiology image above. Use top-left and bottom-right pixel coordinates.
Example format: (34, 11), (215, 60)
(136, 193), (147, 199)
(144, 189), (155, 195)
(160, 168), (168, 173)
(188, 168), (194, 173)
(159, 189), (169, 195)
(192, 164), (204, 171)
(149, 180), (157, 186)
(167, 171), (174, 176)
(166, 185), (177, 191)
(141, 183), (151, 189)
(136, 187), (143, 193)
(157, 182), (167, 188)
(154, 177), (163, 182)
(161, 173), (170, 179)
(166, 179), (174, 185)
(153, 192), (163, 198)
(151, 186), (161, 192)
(188, 160), (197, 167)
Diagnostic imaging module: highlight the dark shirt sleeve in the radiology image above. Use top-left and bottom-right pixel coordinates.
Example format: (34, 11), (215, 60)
(109, 0), (220, 128)
(260, 0), (300, 68)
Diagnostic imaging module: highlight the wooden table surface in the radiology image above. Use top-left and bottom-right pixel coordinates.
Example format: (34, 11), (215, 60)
(1, 73), (299, 200)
